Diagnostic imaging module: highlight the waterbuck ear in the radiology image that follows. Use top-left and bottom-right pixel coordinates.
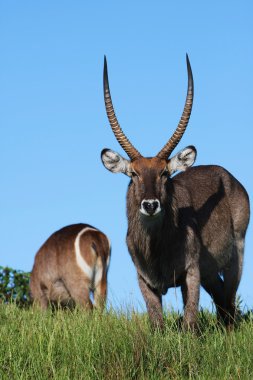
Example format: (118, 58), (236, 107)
(101, 149), (131, 176)
(167, 146), (197, 175)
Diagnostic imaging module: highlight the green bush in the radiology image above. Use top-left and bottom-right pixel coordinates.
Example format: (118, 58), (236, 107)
(0, 266), (31, 305)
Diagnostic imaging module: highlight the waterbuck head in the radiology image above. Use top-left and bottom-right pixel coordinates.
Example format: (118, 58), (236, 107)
(101, 56), (197, 218)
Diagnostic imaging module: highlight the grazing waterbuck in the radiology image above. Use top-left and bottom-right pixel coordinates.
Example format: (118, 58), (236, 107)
(30, 224), (111, 310)
(101, 55), (250, 330)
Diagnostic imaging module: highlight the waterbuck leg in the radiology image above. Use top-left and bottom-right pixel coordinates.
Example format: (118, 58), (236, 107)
(201, 275), (226, 324)
(181, 265), (200, 330)
(36, 290), (49, 310)
(223, 234), (244, 329)
(30, 279), (49, 310)
(65, 278), (93, 310)
(94, 276), (107, 310)
(138, 274), (164, 330)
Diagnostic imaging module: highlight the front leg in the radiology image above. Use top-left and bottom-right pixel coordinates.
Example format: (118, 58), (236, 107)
(181, 264), (200, 331)
(138, 274), (164, 330)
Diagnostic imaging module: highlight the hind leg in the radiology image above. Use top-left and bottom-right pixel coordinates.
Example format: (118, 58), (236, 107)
(201, 273), (226, 324)
(223, 234), (244, 329)
(32, 291), (49, 310)
(69, 287), (93, 310)
(94, 275), (107, 310)
(30, 276), (49, 310)
(65, 277), (93, 310)
(32, 294), (48, 310)
(32, 292), (49, 310)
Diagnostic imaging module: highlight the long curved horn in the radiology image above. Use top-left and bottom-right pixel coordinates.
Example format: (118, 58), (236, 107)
(156, 54), (194, 159)
(103, 56), (142, 160)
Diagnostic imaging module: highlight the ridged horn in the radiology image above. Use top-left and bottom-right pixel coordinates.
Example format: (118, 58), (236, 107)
(156, 54), (194, 159)
(103, 56), (142, 160)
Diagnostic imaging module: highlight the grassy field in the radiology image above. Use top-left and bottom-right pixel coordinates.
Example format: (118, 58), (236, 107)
(0, 303), (253, 380)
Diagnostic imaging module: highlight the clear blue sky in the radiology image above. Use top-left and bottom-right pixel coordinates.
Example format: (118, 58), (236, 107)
(1, 1), (252, 312)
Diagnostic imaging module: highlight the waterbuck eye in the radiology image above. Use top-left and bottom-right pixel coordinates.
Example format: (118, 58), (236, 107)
(131, 171), (138, 178)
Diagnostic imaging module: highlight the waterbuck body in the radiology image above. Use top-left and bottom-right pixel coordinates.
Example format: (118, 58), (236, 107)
(101, 56), (250, 329)
(126, 162), (249, 329)
(30, 224), (111, 310)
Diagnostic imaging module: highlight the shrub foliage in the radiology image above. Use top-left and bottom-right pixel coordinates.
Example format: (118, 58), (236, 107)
(0, 266), (31, 305)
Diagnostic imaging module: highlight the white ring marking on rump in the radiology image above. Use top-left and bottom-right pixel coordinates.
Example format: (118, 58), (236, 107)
(74, 227), (97, 280)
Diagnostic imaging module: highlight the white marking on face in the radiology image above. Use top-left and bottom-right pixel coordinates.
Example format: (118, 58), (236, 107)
(74, 227), (97, 280)
(140, 199), (161, 216)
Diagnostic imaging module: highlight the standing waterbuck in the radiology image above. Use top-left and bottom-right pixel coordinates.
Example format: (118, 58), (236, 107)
(30, 224), (111, 310)
(101, 56), (250, 330)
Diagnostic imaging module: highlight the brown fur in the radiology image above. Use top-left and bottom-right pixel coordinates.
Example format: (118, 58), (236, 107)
(30, 223), (111, 310)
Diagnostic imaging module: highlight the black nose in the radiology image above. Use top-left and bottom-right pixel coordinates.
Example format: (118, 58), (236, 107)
(142, 200), (159, 215)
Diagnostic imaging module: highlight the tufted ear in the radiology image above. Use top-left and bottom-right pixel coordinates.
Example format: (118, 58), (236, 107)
(101, 149), (132, 176)
(167, 146), (197, 175)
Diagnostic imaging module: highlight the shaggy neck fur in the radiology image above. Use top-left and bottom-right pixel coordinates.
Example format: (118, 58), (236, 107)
(126, 180), (180, 271)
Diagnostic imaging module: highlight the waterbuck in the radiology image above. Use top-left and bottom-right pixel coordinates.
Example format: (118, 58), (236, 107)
(101, 56), (250, 330)
(30, 224), (111, 310)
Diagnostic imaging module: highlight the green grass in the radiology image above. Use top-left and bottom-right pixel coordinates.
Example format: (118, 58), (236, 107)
(0, 304), (253, 379)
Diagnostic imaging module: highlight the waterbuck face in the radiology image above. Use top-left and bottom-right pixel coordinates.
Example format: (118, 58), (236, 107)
(101, 146), (196, 217)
